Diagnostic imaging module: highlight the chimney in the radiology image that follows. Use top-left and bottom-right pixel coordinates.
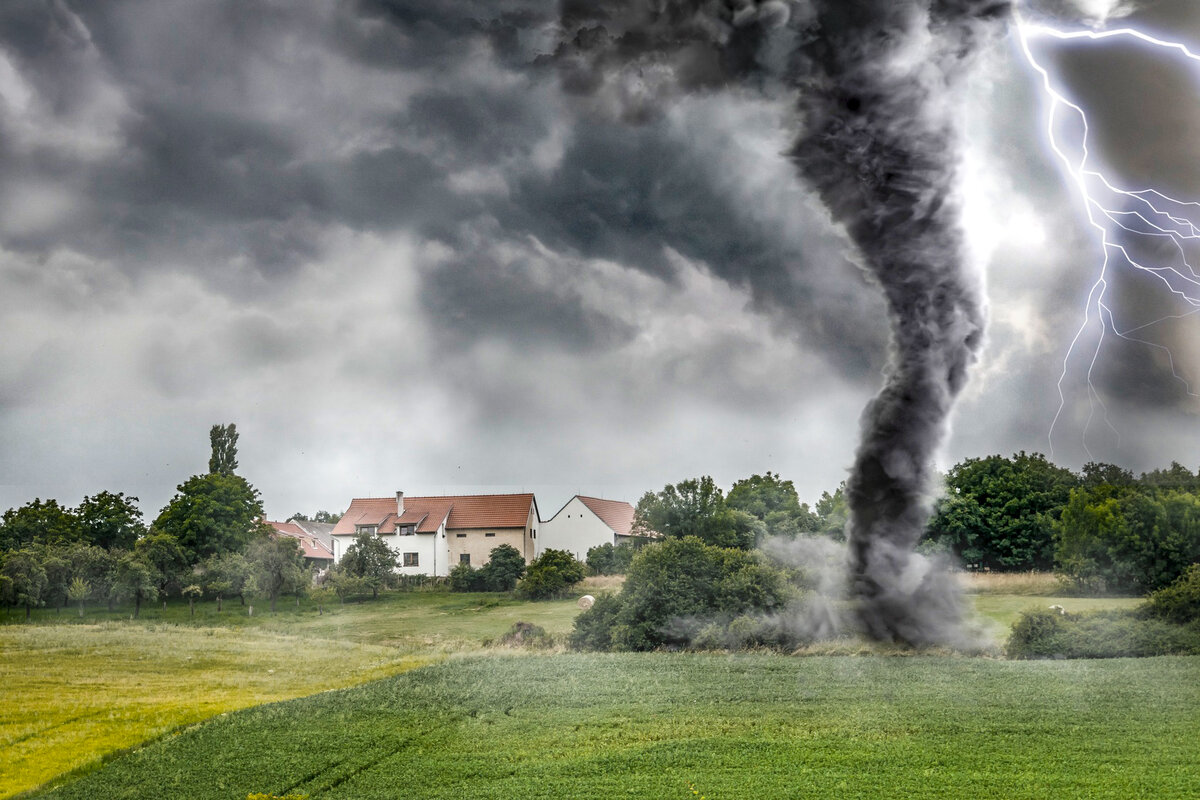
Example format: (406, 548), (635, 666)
(396, 491), (405, 514)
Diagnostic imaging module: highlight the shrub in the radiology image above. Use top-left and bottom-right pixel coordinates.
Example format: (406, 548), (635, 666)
(496, 621), (553, 648)
(478, 544), (526, 592)
(1143, 564), (1200, 624)
(585, 543), (637, 576)
(1006, 607), (1200, 659)
(517, 549), (585, 600)
(570, 537), (794, 651)
(448, 562), (485, 593)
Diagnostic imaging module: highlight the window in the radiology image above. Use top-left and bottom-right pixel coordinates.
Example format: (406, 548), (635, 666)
(356, 525), (377, 536)
(456, 533), (466, 538)
(400, 525), (415, 536)
(460, 553), (471, 565)
(485, 532), (495, 538)
(532, 530), (536, 539)
(403, 552), (419, 567)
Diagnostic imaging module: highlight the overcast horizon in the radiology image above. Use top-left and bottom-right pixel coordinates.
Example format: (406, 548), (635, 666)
(3, 0), (1199, 524)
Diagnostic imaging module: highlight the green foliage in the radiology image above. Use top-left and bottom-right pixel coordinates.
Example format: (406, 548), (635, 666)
(585, 542), (637, 575)
(634, 476), (761, 549)
(1, 498), (81, 551)
(1055, 488), (1200, 593)
(154, 473), (266, 563)
(111, 551), (158, 618)
(246, 537), (308, 612)
(1, 548), (49, 619)
(1006, 607), (1200, 659)
(814, 483), (848, 540)
(339, 533), (398, 598)
(77, 491), (144, 550)
(571, 537), (793, 651)
(1143, 564), (1200, 624)
(478, 544), (526, 592)
(1139, 461), (1200, 492)
(325, 569), (369, 603)
(202, 551), (252, 610)
(208, 423), (240, 476)
(1080, 462), (1135, 489)
(447, 562), (483, 593)
(313, 510), (342, 524)
(495, 620), (552, 648)
(925, 452), (1078, 570)
(727, 472), (819, 538)
(516, 549), (585, 600)
(135, 532), (189, 601)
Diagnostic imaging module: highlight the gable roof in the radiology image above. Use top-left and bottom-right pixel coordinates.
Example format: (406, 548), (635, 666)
(331, 494), (533, 535)
(266, 520), (334, 561)
(577, 496), (637, 537)
(410, 494), (535, 530)
(288, 519), (335, 548)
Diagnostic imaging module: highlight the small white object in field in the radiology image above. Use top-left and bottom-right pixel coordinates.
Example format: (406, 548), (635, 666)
(1049, 604), (1065, 614)
(578, 594), (595, 610)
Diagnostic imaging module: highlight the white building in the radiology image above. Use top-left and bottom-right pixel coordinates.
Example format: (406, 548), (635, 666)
(330, 492), (539, 577)
(538, 495), (646, 561)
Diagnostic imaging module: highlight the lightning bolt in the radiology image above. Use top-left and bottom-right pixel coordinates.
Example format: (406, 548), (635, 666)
(1014, 11), (1200, 460)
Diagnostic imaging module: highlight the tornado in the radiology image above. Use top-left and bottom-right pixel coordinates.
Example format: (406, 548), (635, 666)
(790, 1), (1008, 643)
(556, 0), (1009, 645)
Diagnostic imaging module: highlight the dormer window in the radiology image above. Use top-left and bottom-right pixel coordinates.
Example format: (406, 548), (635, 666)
(356, 525), (378, 536)
(399, 525), (415, 535)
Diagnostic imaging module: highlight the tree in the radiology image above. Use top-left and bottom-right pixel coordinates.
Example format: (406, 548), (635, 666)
(586, 542), (637, 576)
(135, 533), (188, 610)
(246, 536), (307, 612)
(2, 548), (48, 621)
(1081, 462), (1135, 489)
(478, 544), (526, 591)
(727, 472), (820, 538)
(67, 577), (91, 618)
(814, 483), (848, 540)
(77, 491), (144, 550)
(339, 533), (398, 599)
(1139, 462), (1199, 492)
(202, 551), (252, 612)
(924, 453), (1078, 571)
(182, 584), (203, 618)
(153, 473), (266, 563)
(1, 499), (81, 551)
(516, 549), (585, 600)
(208, 423), (239, 475)
(313, 510), (342, 524)
(634, 476), (759, 549)
(39, 545), (72, 614)
(111, 551), (157, 619)
(66, 543), (114, 609)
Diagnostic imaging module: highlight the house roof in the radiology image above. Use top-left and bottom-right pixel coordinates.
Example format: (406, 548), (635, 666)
(266, 520), (335, 561)
(576, 496), (637, 537)
(331, 494), (531, 535)
(331, 498), (398, 536)
(288, 519), (335, 548)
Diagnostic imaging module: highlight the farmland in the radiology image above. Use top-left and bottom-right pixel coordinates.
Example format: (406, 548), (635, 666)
(31, 653), (1200, 799)
(0, 582), (1169, 798)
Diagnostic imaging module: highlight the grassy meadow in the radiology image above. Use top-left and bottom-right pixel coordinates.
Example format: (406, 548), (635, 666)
(31, 653), (1200, 800)
(1, 575), (1165, 798)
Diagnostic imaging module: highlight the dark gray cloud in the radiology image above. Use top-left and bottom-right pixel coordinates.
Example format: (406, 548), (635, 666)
(1, 0), (1199, 524)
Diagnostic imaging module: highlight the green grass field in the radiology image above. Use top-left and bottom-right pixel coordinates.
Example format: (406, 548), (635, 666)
(30, 653), (1200, 799)
(1, 579), (1157, 798)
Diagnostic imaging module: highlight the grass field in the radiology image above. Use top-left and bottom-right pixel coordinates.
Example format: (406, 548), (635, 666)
(31, 653), (1200, 799)
(1, 577), (1151, 798)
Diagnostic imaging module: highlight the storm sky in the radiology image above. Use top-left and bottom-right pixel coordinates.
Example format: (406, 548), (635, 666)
(2, 0), (1198, 522)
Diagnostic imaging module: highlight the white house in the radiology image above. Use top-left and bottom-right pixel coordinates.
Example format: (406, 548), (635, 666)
(538, 495), (646, 561)
(330, 491), (539, 578)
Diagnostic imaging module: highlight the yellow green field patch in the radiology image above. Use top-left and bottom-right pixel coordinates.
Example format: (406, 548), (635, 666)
(0, 624), (429, 798)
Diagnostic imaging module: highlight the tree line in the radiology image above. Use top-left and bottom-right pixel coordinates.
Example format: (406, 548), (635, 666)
(0, 425), (350, 620)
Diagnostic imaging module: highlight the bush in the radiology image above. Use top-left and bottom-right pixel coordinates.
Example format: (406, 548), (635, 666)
(1143, 564), (1200, 624)
(517, 549), (585, 600)
(585, 543), (636, 576)
(495, 621), (553, 649)
(479, 544), (526, 591)
(570, 537), (795, 651)
(448, 562), (485, 593)
(1006, 607), (1200, 659)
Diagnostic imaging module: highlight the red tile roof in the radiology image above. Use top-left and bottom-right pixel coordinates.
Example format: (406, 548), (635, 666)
(332, 494), (533, 536)
(577, 496), (637, 537)
(266, 521), (335, 561)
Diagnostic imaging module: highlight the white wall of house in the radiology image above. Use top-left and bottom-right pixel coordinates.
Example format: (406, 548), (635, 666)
(538, 497), (616, 561)
(331, 526), (450, 577)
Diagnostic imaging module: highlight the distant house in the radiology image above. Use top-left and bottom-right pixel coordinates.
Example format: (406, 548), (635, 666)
(329, 492), (540, 578)
(538, 495), (652, 561)
(266, 520), (335, 568)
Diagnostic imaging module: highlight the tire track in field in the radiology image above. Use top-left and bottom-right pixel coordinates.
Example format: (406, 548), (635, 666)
(3, 710), (106, 748)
